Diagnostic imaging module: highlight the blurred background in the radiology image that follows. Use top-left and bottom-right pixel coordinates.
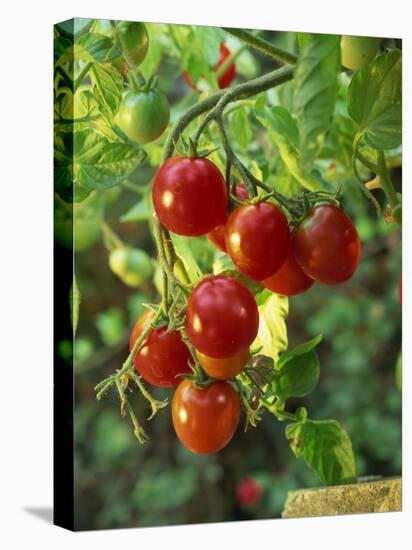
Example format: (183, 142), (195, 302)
(55, 22), (402, 530)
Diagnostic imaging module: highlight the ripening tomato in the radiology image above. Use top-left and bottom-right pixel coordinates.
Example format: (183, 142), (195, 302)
(172, 379), (240, 454)
(207, 183), (249, 253)
(292, 204), (361, 285)
(196, 348), (249, 380)
(183, 43), (237, 90)
(185, 275), (259, 358)
(152, 156), (228, 236)
(130, 310), (192, 387)
(262, 248), (314, 296)
(340, 35), (379, 70)
(225, 202), (290, 281)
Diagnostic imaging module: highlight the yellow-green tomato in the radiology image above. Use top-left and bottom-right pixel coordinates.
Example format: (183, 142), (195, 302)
(115, 88), (170, 144)
(109, 248), (153, 287)
(341, 35), (379, 70)
(116, 21), (149, 67)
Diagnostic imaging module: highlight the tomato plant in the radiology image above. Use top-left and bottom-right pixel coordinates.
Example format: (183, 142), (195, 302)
(152, 156), (228, 236)
(292, 204), (361, 285)
(225, 202), (290, 281)
(172, 379), (240, 454)
(130, 309), (192, 387)
(55, 19), (401, 493)
(185, 275), (259, 358)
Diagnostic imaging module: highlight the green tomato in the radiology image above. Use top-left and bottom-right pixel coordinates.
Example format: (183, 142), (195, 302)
(109, 248), (153, 287)
(54, 193), (102, 252)
(116, 21), (149, 67)
(341, 35), (379, 70)
(116, 88), (170, 144)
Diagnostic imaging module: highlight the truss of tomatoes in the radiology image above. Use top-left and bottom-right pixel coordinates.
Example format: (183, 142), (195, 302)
(130, 155), (361, 455)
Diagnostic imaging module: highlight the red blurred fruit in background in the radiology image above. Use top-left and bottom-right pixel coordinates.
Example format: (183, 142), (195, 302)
(236, 477), (263, 508)
(183, 43), (237, 90)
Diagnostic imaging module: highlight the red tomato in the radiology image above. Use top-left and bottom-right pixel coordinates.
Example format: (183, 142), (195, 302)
(130, 310), (192, 387)
(225, 202), (290, 281)
(262, 248), (315, 296)
(152, 156), (228, 237)
(183, 43), (237, 90)
(172, 379), (240, 454)
(236, 477), (263, 507)
(207, 183), (249, 253)
(185, 275), (259, 358)
(196, 348), (249, 380)
(292, 204), (361, 284)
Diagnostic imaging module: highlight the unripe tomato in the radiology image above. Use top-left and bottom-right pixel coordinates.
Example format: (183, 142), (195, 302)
(185, 275), (259, 358)
(183, 43), (237, 90)
(292, 204), (361, 285)
(152, 156), (228, 236)
(109, 247), (153, 287)
(262, 248), (314, 296)
(196, 348), (249, 380)
(341, 35), (379, 70)
(225, 202), (290, 281)
(172, 379), (240, 454)
(116, 21), (149, 67)
(207, 183), (249, 253)
(116, 87), (170, 144)
(130, 310), (192, 387)
(236, 477), (263, 507)
(54, 194), (102, 252)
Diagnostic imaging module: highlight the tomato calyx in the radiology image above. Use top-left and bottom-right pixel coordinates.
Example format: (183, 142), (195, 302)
(173, 135), (221, 160)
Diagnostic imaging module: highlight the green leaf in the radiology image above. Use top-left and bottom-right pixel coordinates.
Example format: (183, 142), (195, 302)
(285, 419), (357, 485)
(90, 63), (123, 118)
(121, 192), (153, 222)
(293, 34), (340, 171)
(230, 106), (253, 150)
(348, 50), (402, 150)
(277, 334), (322, 369)
(56, 32), (113, 65)
(275, 349), (320, 400)
(252, 293), (288, 364)
(170, 234), (203, 284)
(254, 102), (323, 192)
(296, 32), (311, 52)
(70, 274), (81, 336)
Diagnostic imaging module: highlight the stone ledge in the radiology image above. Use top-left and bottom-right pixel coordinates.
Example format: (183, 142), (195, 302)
(282, 477), (402, 519)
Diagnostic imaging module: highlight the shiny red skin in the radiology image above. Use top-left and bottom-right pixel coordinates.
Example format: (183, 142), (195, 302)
(262, 248), (315, 296)
(130, 310), (192, 387)
(236, 477), (263, 507)
(207, 184), (249, 253)
(185, 275), (259, 358)
(292, 205), (361, 285)
(172, 379), (240, 454)
(152, 156), (228, 237)
(183, 43), (237, 90)
(225, 202), (290, 281)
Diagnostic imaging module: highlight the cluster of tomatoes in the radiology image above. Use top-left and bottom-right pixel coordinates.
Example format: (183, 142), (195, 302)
(127, 154), (361, 455)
